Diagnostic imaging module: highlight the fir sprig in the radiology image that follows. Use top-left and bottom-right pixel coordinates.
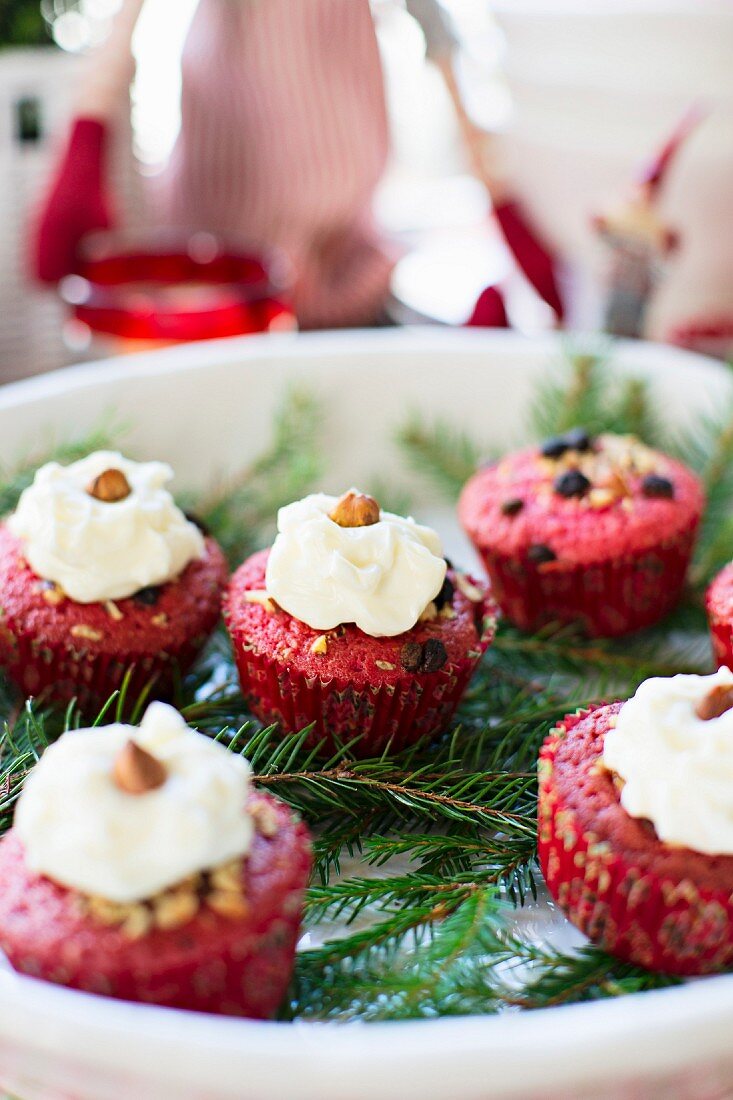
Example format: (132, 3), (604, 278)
(396, 415), (488, 498)
(185, 387), (323, 565)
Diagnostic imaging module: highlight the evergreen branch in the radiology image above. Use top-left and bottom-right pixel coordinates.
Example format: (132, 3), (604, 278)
(188, 387), (323, 565)
(395, 415), (488, 498)
(674, 398), (733, 587)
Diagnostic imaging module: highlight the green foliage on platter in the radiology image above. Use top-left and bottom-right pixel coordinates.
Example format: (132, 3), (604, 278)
(0, 347), (731, 1021)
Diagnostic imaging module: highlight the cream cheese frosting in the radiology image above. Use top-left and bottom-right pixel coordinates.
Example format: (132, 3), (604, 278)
(15, 702), (254, 903)
(603, 668), (733, 856)
(265, 492), (447, 637)
(8, 451), (204, 603)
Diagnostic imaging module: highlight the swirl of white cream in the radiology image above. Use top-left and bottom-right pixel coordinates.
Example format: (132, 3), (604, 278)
(265, 492), (447, 637)
(7, 451), (204, 603)
(14, 702), (254, 903)
(603, 668), (733, 855)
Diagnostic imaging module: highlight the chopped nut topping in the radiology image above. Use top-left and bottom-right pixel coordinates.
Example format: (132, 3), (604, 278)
(328, 491), (380, 528)
(695, 684), (733, 721)
(151, 612), (169, 628)
(207, 890), (250, 920)
(210, 860), (244, 892)
(454, 574), (484, 603)
(310, 634), (328, 655)
(244, 590), (276, 613)
(70, 624), (103, 642)
(104, 600), (123, 622)
(588, 488), (616, 509)
(599, 470), (631, 498)
(250, 800), (279, 838)
(41, 582), (65, 607)
(113, 739), (167, 795)
(86, 468), (132, 503)
(88, 897), (132, 926)
(375, 660), (396, 671)
(81, 857), (250, 938)
(153, 890), (199, 930)
(121, 906), (154, 940)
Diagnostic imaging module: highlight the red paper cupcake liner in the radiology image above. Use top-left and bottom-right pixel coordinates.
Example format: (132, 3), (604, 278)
(0, 618), (208, 713)
(229, 615), (495, 757)
(538, 711), (733, 976)
(475, 520), (699, 637)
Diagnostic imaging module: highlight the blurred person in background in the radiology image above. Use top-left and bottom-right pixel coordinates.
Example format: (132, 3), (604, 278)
(32, 0), (458, 330)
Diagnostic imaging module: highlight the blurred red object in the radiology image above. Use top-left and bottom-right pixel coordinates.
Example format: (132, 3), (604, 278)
(492, 200), (564, 323)
(60, 233), (294, 351)
(466, 285), (508, 328)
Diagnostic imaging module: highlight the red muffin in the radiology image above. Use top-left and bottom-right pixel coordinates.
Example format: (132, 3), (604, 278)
(224, 548), (496, 756)
(0, 451), (228, 710)
(0, 794), (310, 1017)
(0, 525), (227, 709)
(706, 563), (733, 671)
(539, 701), (733, 976)
(459, 430), (704, 637)
(0, 703), (311, 1017)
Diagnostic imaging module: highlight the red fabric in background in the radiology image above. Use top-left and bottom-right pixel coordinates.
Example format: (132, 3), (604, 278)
(493, 199), (564, 321)
(466, 284), (508, 328)
(31, 118), (114, 284)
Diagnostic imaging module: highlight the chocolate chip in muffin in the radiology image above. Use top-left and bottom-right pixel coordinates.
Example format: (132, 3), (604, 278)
(133, 585), (162, 607)
(500, 497), (524, 517)
(563, 428), (593, 453)
(641, 474), (675, 500)
(400, 641), (423, 672)
(433, 575), (455, 612)
(400, 639), (448, 674)
(540, 428), (593, 460)
(540, 436), (569, 459)
(554, 470), (591, 499)
(420, 639), (448, 673)
(527, 543), (557, 565)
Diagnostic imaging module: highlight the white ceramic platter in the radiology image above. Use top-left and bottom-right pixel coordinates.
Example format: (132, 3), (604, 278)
(0, 329), (732, 1100)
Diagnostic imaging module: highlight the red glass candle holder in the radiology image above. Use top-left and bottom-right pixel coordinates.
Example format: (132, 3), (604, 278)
(61, 233), (294, 353)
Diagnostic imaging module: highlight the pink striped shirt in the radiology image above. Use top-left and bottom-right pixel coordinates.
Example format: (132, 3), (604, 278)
(159, 0), (393, 328)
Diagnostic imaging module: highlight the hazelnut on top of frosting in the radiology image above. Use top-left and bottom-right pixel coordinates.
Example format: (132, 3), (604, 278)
(603, 668), (733, 856)
(14, 702), (254, 903)
(8, 451), (205, 604)
(328, 491), (380, 528)
(265, 491), (447, 637)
